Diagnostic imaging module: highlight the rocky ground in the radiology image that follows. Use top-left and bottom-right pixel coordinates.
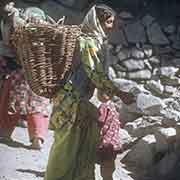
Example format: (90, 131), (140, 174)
(0, 126), (132, 180)
(0, 127), (53, 180)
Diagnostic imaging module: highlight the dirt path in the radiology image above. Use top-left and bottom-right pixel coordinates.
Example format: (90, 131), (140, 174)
(0, 127), (53, 180)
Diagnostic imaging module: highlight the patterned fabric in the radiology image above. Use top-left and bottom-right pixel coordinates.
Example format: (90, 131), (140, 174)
(97, 100), (122, 152)
(9, 70), (51, 116)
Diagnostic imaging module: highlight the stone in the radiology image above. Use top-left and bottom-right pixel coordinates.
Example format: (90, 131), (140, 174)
(141, 15), (155, 27)
(145, 80), (164, 95)
(112, 78), (137, 92)
(117, 71), (126, 78)
(119, 129), (134, 147)
(117, 48), (131, 61)
(114, 64), (127, 72)
(172, 41), (180, 50)
(161, 109), (180, 126)
(164, 86), (177, 96)
(143, 45), (153, 57)
(136, 93), (164, 115)
(147, 22), (169, 45)
(108, 66), (117, 80)
(125, 116), (162, 138)
(124, 21), (146, 43)
(119, 11), (134, 19)
(149, 56), (160, 65)
(161, 76), (180, 86)
(159, 67), (179, 77)
(155, 127), (176, 153)
(160, 55), (174, 66)
(164, 25), (176, 34)
(122, 135), (156, 168)
(131, 48), (145, 59)
(122, 59), (145, 71)
(172, 58), (180, 68)
(127, 69), (152, 80)
(156, 152), (178, 176)
(109, 27), (128, 46)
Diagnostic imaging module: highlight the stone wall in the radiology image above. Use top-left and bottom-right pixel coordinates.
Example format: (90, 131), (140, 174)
(106, 5), (180, 180)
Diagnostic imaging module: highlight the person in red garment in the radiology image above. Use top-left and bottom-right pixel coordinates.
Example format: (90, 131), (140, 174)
(97, 90), (123, 180)
(8, 67), (51, 149)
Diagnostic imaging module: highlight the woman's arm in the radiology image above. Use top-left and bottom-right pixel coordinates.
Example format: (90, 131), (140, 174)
(80, 37), (135, 105)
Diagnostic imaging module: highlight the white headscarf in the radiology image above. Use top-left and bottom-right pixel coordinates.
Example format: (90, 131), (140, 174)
(82, 5), (106, 45)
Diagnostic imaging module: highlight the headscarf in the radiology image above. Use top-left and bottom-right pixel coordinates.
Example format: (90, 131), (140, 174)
(82, 5), (107, 45)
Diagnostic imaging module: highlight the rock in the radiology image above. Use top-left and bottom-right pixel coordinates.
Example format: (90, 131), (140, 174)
(124, 21), (146, 43)
(123, 135), (156, 168)
(164, 25), (176, 34)
(127, 69), (152, 80)
(131, 48), (145, 59)
(156, 152), (178, 176)
(159, 67), (179, 77)
(119, 11), (134, 19)
(155, 127), (176, 153)
(119, 129), (134, 148)
(172, 58), (180, 68)
(109, 27), (128, 46)
(141, 15), (155, 27)
(108, 66), (117, 80)
(164, 86), (177, 96)
(160, 55), (174, 66)
(147, 22), (169, 45)
(114, 64), (127, 72)
(112, 78), (137, 92)
(136, 93), (164, 115)
(117, 71), (126, 78)
(145, 80), (164, 95)
(122, 59), (145, 71)
(143, 45), (153, 57)
(117, 48), (131, 61)
(161, 76), (180, 86)
(161, 109), (180, 126)
(124, 116), (162, 138)
(149, 56), (161, 66)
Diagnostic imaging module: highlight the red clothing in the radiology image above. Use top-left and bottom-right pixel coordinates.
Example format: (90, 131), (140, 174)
(9, 70), (51, 116)
(0, 77), (20, 137)
(97, 101), (122, 152)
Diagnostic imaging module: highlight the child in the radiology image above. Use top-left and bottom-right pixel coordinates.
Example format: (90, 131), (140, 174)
(97, 90), (123, 180)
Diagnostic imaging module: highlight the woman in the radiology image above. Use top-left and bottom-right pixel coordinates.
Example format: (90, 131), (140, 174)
(8, 68), (52, 149)
(45, 4), (134, 180)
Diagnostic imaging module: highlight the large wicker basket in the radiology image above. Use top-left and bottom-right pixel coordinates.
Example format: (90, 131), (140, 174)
(12, 23), (81, 98)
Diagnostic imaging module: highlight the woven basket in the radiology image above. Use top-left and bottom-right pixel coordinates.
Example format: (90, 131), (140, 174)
(12, 23), (81, 98)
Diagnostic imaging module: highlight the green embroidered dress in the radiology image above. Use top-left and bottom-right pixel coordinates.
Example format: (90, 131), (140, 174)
(45, 36), (119, 180)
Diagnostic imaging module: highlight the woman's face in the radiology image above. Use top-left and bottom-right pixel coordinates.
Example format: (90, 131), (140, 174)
(105, 16), (115, 30)
(102, 15), (115, 34)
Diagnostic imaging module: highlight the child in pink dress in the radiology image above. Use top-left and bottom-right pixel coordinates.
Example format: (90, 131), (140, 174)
(97, 90), (123, 180)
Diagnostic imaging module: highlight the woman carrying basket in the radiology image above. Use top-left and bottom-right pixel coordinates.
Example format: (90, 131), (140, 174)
(45, 4), (134, 180)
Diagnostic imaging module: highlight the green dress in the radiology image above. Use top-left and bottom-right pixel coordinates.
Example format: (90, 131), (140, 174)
(45, 36), (118, 180)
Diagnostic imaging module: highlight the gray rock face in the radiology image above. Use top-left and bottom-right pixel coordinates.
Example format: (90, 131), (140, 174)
(147, 22), (169, 45)
(123, 135), (156, 168)
(136, 93), (164, 115)
(145, 80), (164, 95)
(124, 21), (146, 43)
(112, 78), (137, 92)
(155, 127), (176, 153)
(127, 69), (152, 80)
(125, 116), (162, 138)
(122, 59), (145, 71)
